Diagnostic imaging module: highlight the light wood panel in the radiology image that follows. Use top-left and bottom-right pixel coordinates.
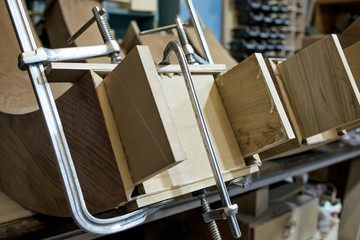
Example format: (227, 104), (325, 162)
(104, 46), (186, 185)
(139, 72), (246, 195)
(0, 191), (34, 225)
(216, 54), (295, 157)
(277, 34), (360, 138)
(45, 0), (125, 63)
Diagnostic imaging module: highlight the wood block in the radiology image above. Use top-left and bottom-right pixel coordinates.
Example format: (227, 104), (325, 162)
(130, 0), (157, 12)
(277, 34), (360, 138)
(104, 46), (186, 185)
(139, 71), (246, 195)
(186, 27), (238, 70)
(216, 54), (295, 157)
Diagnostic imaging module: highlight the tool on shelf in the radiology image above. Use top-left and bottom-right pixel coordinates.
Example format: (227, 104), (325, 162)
(18, 6), (121, 70)
(159, 41), (241, 239)
(5, 0), (171, 235)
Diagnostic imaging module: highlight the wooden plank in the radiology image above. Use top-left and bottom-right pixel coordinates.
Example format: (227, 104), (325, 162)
(139, 72), (247, 195)
(130, 165), (258, 209)
(45, 0), (125, 63)
(277, 34), (360, 138)
(45, 62), (226, 83)
(104, 46), (186, 185)
(186, 27), (238, 70)
(216, 54), (295, 157)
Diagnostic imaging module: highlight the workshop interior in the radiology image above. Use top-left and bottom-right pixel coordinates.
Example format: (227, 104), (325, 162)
(1, 0), (360, 239)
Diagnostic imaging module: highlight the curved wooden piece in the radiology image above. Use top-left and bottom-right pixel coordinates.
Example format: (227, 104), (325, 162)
(0, 71), (127, 216)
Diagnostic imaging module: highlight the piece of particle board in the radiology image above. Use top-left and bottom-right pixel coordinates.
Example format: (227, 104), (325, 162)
(139, 72), (246, 195)
(277, 34), (360, 138)
(104, 46), (186, 185)
(216, 53), (295, 157)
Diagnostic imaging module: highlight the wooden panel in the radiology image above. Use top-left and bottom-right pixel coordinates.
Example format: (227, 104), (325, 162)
(339, 158), (360, 240)
(345, 41), (360, 90)
(0, 72), (127, 216)
(45, 0), (125, 63)
(277, 34), (360, 138)
(234, 187), (269, 218)
(104, 46), (186, 185)
(186, 27), (238, 70)
(140, 72), (246, 195)
(216, 54), (295, 157)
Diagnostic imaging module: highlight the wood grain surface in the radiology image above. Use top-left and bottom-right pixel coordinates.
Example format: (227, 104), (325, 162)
(140, 72), (246, 195)
(216, 54), (294, 157)
(104, 46), (186, 185)
(0, 71), (127, 216)
(339, 17), (360, 49)
(277, 34), (360, 138)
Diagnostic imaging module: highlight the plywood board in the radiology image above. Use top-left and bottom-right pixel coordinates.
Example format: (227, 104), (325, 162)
(277, 34), (360, 138)
(104, 46), (186, 185)
(0, 191), (34, 225)
(139, 72), (246, 195)
(216, 54), (295, 157)
(186, 27), (238, 70)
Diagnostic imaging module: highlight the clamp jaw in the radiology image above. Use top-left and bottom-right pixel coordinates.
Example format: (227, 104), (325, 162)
(18, 6), (121, 70)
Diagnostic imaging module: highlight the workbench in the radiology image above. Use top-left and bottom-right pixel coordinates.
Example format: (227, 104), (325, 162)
(1, 131), (359, 239)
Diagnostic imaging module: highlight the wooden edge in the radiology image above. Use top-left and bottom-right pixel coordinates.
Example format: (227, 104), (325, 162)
(255, 53), (295, 141)
(270, 59), (303, 143)
(126, 164), (259, 210)
(332, 34), (360, 107)
(91, 71), (135, 201)
(46, 62), (227, 83)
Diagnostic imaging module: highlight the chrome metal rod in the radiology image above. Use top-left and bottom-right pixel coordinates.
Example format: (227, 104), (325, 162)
(6, 0), (167, 234)
(185, 0), (214, 64)
(160, 41), (241, 238)
(139, 22), (189, 35)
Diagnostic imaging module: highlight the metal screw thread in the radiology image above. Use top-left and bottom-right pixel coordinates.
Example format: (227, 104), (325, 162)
(201, 197), (222, 240)
(175, 17), (196, 64)
(93, 7), (113, 42)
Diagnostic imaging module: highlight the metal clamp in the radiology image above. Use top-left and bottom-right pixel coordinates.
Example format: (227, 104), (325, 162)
(18, 6), (121, 70)
(140, 17), (208, 65)
(160, 40), (241, 239)
(203, 204), (239, 223)
(6, 0), (168, 235)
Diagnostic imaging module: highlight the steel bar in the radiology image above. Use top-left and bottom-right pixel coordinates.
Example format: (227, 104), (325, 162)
(139, 22), (189, 35)
(160, 40), (241, 238)
(185, 0), (214, 64)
